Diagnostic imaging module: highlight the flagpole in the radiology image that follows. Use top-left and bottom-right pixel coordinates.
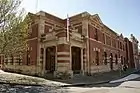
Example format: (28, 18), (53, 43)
(67, 14), (69, 42)
(35, 0), (38, 13)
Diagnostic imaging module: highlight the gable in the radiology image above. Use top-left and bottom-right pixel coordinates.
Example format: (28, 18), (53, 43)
(92, 14), (103, 24)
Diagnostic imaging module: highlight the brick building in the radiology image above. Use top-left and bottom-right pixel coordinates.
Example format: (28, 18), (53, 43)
(138, 50), (140, 69)
(125, 38), (135, 68)
(130, 34), (139, 69)
(0, 11), (129, 77)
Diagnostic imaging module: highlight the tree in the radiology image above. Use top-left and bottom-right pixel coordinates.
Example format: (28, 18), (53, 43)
(0, 0), (30, 55)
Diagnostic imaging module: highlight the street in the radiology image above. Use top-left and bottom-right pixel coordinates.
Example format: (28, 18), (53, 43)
(0, 70), (140, 93)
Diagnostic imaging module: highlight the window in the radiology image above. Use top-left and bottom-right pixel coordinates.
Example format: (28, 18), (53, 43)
(115, 54), (118, 65)
(120, 42), (122, 49)
(110, 53), (113, 70)
(123, 44), (125, 51)
(31, 24), (38, 35)
(112, 39), (116, 47)
(40, 48), (44, 63)
(121, 56), (123, 65)
(112, 39), (116, 48)
(106, 36), (109, 45)
(44, 25), (51, 33)
(103, 33), (105, 44)
(19, 55), (22, 65)
(95, 51), (99, 65)
(5, 55), (8, 64)
(94, 28), (98, 41)
(75, 26), (82, 33)
(118, 41), (119, 49)
(104, 52), (107, 65)
(124, 57), (126, 64)
(109, 37), (111, 46)
(26, 50), (30, 65)
(114, 40), (116, 48)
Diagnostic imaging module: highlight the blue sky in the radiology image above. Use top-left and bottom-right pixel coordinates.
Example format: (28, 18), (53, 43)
(22, 0), (140, 41)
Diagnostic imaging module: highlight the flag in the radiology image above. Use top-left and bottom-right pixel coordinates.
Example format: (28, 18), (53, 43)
(67, 14), (70, 42)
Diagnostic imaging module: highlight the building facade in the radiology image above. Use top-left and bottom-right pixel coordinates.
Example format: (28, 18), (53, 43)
(130, 34), (139, 69)
(138, 50), (140, 69)
(125, 38), (135, 68)
(0, 11), (130, 77)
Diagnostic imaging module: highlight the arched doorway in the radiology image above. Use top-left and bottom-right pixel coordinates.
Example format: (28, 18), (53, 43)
(71, 46), (81, 74)
(46, 46), (56, 73)
(110, 53), (113, 70)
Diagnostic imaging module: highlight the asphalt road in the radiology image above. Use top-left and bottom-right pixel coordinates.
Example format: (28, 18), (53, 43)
(0, 84), (68, 93)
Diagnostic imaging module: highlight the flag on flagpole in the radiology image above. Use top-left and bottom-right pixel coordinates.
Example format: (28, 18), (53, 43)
(67, 14), (70, 42)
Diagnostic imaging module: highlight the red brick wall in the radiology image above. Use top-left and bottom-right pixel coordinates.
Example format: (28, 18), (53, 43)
(88, 24), (126, 67)
(129, 41), (135, 68)
(75, 25), (82, 34)
(28, 39), (38, 65)
(88, 24), (103, 65)
(22, 23), (39, 65)
(88, 24), (95, 39)
(89, 40), (103, 65)
(44, 25), (52, 33)
(29, 24), (38, 39)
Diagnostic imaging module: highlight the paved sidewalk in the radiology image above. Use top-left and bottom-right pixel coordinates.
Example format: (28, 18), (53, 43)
(54, 69), (136, 85)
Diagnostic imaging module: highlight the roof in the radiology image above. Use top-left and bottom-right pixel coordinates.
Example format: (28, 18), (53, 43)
(103, 24), (118, 35)
(28, 11), (126, 39)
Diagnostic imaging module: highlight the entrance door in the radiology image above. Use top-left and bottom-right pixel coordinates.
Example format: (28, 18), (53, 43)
(46, 46), (55, 73)
(71, 47), (81, 74)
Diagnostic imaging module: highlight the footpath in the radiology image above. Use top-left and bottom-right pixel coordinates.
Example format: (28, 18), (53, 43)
(53, 69), (138, 87)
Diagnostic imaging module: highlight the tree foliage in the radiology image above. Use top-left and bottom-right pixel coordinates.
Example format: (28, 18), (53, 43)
(0, 0), (29, 55)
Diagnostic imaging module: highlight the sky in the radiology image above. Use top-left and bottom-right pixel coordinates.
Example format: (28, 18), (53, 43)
(21, 0), (140, 41)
